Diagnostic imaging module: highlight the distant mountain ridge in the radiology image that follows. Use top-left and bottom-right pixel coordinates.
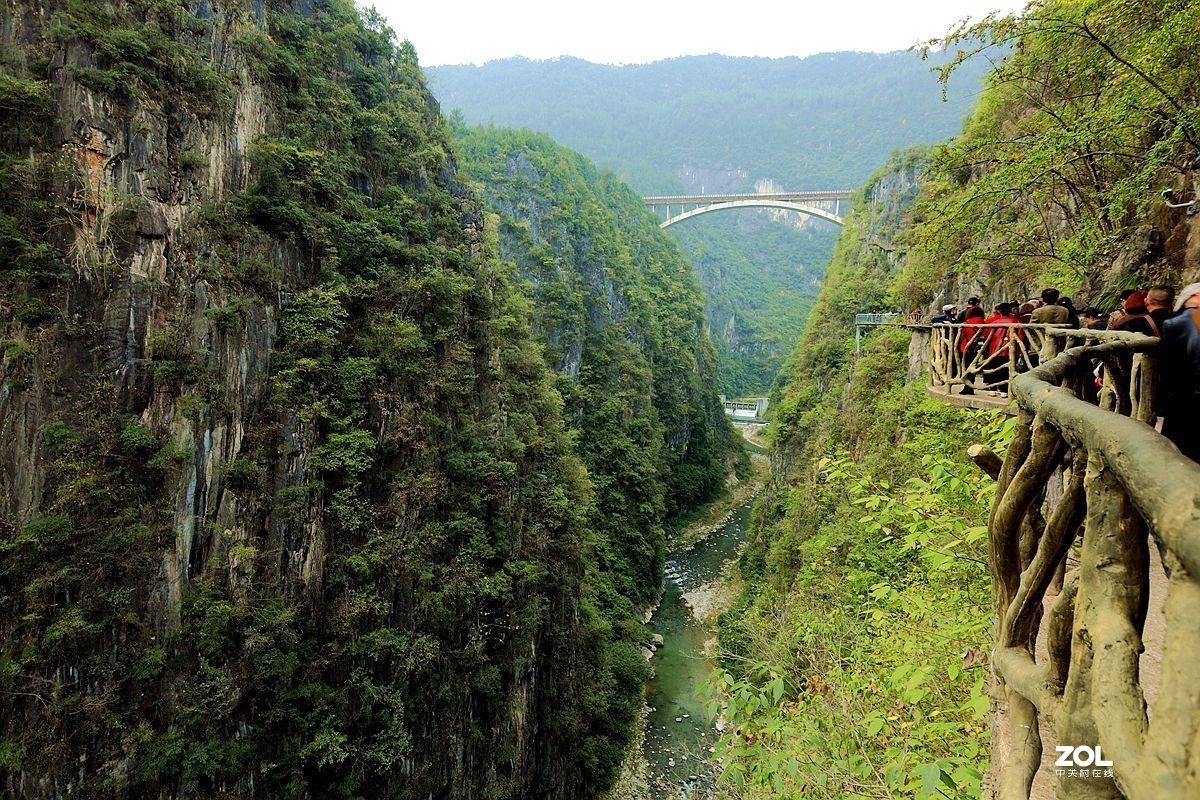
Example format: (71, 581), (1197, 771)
(430, 51), (989, 393)
(429, 52), (990, 193)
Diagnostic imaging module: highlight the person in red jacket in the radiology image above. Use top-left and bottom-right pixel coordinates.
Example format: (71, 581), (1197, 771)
(958, 306), (987, 354)
(987, 303), (1023, 357)
(957, 306), (988, 395)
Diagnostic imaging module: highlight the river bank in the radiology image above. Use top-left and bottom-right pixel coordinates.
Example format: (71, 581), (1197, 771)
(606, 428), (766, 800)
(667, 431), (768, 553)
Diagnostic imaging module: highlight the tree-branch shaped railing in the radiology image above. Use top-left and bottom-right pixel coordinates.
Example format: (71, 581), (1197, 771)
(985, 328), (1200, 799)
(927, 323), (1070, 395)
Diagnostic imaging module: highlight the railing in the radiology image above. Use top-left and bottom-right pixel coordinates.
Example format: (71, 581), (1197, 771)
(927, 323), (1071, 395)
(854, 312), (905, 324)
(982, 329), (1200, 798)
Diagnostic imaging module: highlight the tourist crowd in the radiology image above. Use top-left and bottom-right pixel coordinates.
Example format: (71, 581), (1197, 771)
(931, 283), (1200, 460)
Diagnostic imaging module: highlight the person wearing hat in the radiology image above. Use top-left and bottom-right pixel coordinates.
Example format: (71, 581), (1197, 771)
(1159, 282), (1200, 461)
(954, 297), (982, 323)
(930, 304), (957, 324)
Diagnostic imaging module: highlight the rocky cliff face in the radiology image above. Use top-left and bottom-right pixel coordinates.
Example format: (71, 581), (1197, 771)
(457, 128), (741, 529)
(0, 1), (612, 797)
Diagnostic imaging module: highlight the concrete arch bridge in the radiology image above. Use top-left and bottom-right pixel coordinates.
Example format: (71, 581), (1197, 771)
(643, 190), (852, 228)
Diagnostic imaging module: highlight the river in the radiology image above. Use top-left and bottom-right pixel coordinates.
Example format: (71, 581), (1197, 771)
(642, 502), (752, 798)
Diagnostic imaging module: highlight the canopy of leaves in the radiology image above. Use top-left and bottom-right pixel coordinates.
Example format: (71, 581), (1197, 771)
(902, 0), (1200, 306)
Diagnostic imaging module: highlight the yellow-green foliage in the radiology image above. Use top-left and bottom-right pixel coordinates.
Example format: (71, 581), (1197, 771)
(901, 0), (1200, 305)
(715, 150), (1012, 798)
(717, 336), (1010, 799)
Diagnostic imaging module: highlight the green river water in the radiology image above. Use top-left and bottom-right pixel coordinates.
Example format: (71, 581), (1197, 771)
(643, 502), (751, 798)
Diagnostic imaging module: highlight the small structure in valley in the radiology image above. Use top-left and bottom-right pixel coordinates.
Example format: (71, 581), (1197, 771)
(721, 396), (768, 421)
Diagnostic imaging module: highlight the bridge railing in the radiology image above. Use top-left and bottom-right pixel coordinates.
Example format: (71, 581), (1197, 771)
(983, 329), (1200, 798)
(854, 312), (905, 324)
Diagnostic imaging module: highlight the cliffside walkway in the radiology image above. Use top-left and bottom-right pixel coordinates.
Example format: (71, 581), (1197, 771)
(907, 323), (1152, 411)
(910, 323), (1199, 798)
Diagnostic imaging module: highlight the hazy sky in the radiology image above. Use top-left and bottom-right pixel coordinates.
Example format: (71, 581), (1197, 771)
(372, 0), (1028, 67)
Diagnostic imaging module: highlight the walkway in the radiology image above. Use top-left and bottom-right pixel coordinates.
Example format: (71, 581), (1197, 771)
(906, 323), (1196, 799)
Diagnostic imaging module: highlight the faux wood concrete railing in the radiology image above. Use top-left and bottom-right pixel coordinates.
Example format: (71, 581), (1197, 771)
(927, 323), (1069, 395)
(984, 330), (1200, 799)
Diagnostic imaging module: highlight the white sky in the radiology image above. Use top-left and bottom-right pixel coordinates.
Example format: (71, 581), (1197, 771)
(369, 0), (1029, 67)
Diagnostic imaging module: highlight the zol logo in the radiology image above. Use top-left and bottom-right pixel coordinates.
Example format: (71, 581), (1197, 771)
(1055, 745), (1113, 768)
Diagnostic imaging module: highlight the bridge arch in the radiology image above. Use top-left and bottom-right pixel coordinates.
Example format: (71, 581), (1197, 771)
(658, 198), (844, 228)
(643, 191), (851, 229)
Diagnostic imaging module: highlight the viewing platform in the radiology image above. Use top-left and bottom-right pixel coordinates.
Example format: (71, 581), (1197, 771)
(908, 323), (1158, 412)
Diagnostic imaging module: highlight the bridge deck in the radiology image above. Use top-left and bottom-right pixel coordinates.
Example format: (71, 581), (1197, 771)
(644, 190), (851, 205)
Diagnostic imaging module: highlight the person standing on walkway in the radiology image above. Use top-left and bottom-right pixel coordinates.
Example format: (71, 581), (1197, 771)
(1159, 283), (1200, 461)
(986, 303), (1023, 357)
(1147, 286), (1177, 329)
(957, 306), (987, 395)
(955, 297), (982, 323)
(1083, 307), (1107, 330)
(1031, 288), (1069, 324)
(931, 304), (957, 324)
(1111, 290), (1159, 336)
(1060, 297), (1081, 329)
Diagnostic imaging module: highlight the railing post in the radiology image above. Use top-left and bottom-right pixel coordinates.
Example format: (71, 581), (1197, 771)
(1054, 451), (1140, 800)
(982, 330), (1196, 798)
(1130, 353), (1157, 425)
(1040, 330), (1062, 364)
(1007, 325), (1019, 392)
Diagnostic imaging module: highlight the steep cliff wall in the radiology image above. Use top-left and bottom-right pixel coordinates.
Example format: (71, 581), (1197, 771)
(0, 1), (629, 797)
(897, 0), (1200, 312)
(457, 128), (740, 543)
(453, 130), (747, 791)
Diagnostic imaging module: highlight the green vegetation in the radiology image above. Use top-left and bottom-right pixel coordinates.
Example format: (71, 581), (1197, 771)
(0, 1), (734, 798)
(459, 125), (748, 781)
(711, 5), (1200, 787)
(772, 148), (928, 402)
(671, 215), (834, 395)
(48, 0), (233, 112)
(713, 154), (1004, 798)
(901, 0), (1200, 305)
(456, 126), (742, 537)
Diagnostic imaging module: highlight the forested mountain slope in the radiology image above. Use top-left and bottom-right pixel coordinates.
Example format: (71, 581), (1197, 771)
(669, 215), (832, 396)
(430, 54), (991, 193)
(712, 2), (1200, 796)
(0, 0), (686, 797)
(430, 52), (992, 394)
(456, 127), (742, 583)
